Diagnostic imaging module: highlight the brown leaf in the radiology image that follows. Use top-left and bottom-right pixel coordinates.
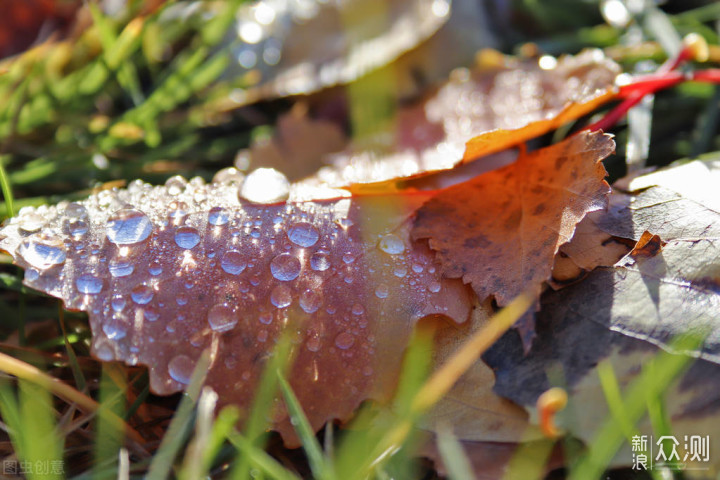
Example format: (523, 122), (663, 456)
(411, 131), (614, 307)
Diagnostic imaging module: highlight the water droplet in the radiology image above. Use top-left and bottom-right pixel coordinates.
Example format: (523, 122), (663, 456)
(148, 260), (163, 276)
(168, 355), (194, 384)
(259, 312), (273, 325)
(68, 219), (89, 236)
(106, 208), (153, 245)
(143, 306), (160, 322)
(19, 237), (66, 269)
(299, 289), (321, 313)
(176, 294), (188, 306)
(18, 213), (46, 233)
(207, 304), (238, 332)
(310, 252), (330, 271)
(412, 264), (424, 273)
(334, 332), (354, 350)
(270, 285), (292, 308)
(239, 168), (289, 204)
(65, 202), (88, 219)
(352, 304), (365, 315)
(111, 295), (126, 312)
(375, 284), (389, 299)
(257, 329), (268, 342)
(378, 234), (405, 254)
(103, 317), (127, 340)
(428, 281), (441, 293)
(220, 250), (246, 275)
(174, 226), (200, 249)
(95, 343), (114, 361)
(342, 253), (355, 264)
(131, 284), (154, 305)
(25, 269), (39, 282)
(287, 222), (319, 247)
(165, 175), (188, 195)
(213, 167), (245, 185)
(270, 253), (301, 281)
(393, 266), (408, 278)
(109, 259), (134, 277)
(208, 207), (230, 226)
(306, 333), (321, 352)
(76, 274), (103, 294)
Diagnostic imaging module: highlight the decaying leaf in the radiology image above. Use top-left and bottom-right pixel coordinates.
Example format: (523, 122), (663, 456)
(411, 131), (614, 308)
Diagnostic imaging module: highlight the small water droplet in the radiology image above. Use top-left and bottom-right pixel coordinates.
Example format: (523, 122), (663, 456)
(306, 332), (321, 352)
(65, 202), (88, 219)
(257, 329), (268, 342)
(270, 285), (292, 308)
(111, 295), (126, 312)
(334, 332), (355, 350)
(270, 253), (301, 281)
(109, 259), (134, 277)
(174, 226), (200, 249)
(131, 284), (154, 304)
(148, 260), (163, 276)
(310, 252), (330, 271)
(428, 281), (441, 293)
(221, 250), (246, 275)
(95, 344), (114, 361)
(143, 306), (160, 322)
(378, 234), (405, 254)
(208, 207), (230, 226)
(176, 294), (188, 306)
(351, 304), (365, 315)
(106, 208), (153, 245)
(287, 222), (319, 247)
(165, 175), (188, 195)
(375, 284), (389, 299)
(393, 266), (408, 278)
(207, 304), (239, 332)
(76, 274), (103, 294)
(299, 289), (321, 313)
(25, 269), (39, 282)
(259, 312), (273, 325)
(19, 237), (66, 269)
(342, 253), (355, 264)
(68, 219), (89, 236)
(412, 264), (424, 273)
(18, 213), (46, 233)
(168, 355), (194, 384)
(103, 317), (127, 340)
(239, 168), (289, 204)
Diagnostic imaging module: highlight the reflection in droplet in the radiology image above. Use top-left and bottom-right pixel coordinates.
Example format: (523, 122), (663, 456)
(76, 274), (103, 294)
(207, 304), (238, 332)
(131, 284), (154, 305)
(106, 208), (153, 245)
(208, 207), (230, 226)
(310, 252), (330, 271)
(168, 355), (194, 384)
(270, 285), (292, 308)
(221, 250), (246, 275)
(239, 168), (289, 204)
(19, 237), (66, 269)
(287, 222), (319, 247)
(271, 253), (301, 281)
(378, 234), (405, 254)
(334, 332), (354, 350)
(174, 226), (200, 249)
(109, 259), (134, 277)
(299, 289), (321, 313)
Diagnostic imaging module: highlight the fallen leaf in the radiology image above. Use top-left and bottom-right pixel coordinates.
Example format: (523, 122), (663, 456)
(411, 131), (614, 308)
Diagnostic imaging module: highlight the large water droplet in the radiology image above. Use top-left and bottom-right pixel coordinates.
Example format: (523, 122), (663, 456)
(174, 226), (200, 249)
(334, 332), (355, 350)
(76, 274), (104, 294)
(208, 207), (230, 226)
(270, 253), (301, 281)
(18, 237), (66, 269)
(168, 355), (194, 384)
(378, 234), (405, 254)
(287, 222), (319, 247)
(131, 284), (154, 305)
(310, 252), (330, 271)
(221, 250), (246, 275)
(270, 285), (292, 308)
(299, 289), (321, 313)
(207, 304), (238, 332)
(106, 208), (153, 245)
(109, 259), (134, 277)
(239, 168), (289, 204)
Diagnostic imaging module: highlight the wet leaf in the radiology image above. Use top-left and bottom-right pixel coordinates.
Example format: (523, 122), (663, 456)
(411, 131), (614, 309)
(0, 176), (472, 444)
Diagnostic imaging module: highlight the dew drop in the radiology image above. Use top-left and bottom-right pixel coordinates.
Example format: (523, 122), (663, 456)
(221, 250), (246, 275)
(25, 269), (39, 282)
(165, 175), (188, 195)
(239, 168), (289, 204)
(64, 202), (88, 220)
(143, 306), (160, 322)
(94, 344), (114, 361)
(270, 253), (301, 281)
(18, 213), (46, 233)
(207, 304), (238, 332)
(208, 207), (230, 226)
(76, 274), (103, 294)
(257, 329), (268, 342)
(412, 264), (424, 273)
(310, 252), (330, 271)
(306, 333), (321, 352)
(393, 266), (408, 278)
(378, 234), (405, 254)
(334, 332), (355, 350)
(109, 259), (134, 277)
(168, 355), (194, 384)
(111, 295), (126, 312)
(342, 253), (355, 264)
(131, 284), (154, 305)
(287, 222), (319, 247)
(270, 285), (292, 308)
(375, 284), (389, 299)
(174, 226), (200, 249)
(19, 237), (66, 269)
(428, 281), (441, 293)
(106, 208), (153, 245)
(103, 317), (127, 340)
(148, 260), (163, 276)
(299, 289), (321, 313)
(351, 304), (365, 315)
(68, 219), (89, 236)
(176, 294), (188, 306)
(259, 312), (273, 325)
